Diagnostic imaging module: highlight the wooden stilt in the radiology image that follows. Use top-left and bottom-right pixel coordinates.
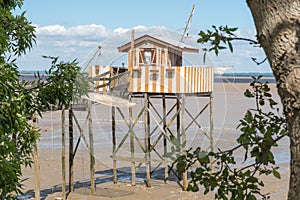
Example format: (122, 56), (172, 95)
(176, 96), (181, 150)
(88, 101), (95, 195)
(181, 94), (188, 191)
(144, 93), (151, 187)
(176, 95), (182, 181)
(61, 106), (66, 200)
(209, 94), (214, 171)
(162, 95), (168, 183)
(68, 108), (74, 193)
(112, 106), (117, 184)
(129, 97), (136, 186)
(33, 114), (40, 199)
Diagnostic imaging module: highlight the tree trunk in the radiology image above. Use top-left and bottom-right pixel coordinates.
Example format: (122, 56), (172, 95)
(246, 0), (300, 199)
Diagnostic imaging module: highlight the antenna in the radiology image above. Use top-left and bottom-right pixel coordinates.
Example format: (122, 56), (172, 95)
(179, 4), (195, 45)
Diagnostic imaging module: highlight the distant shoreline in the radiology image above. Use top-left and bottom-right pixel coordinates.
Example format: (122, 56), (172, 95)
(19, 72), (276, 83)
(214, 76), (275, 83)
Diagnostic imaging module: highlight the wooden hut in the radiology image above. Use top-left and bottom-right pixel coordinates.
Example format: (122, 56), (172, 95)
(87, 31), (214, 190)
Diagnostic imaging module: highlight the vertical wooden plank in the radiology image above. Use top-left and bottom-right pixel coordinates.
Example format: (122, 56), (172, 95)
(68, 108), (74, 193)
(128, 66), (133, 92)
(128, 50), (132, 67)
(162, 95), (168, 183)
(156, 48), (159, 66)
(167, 69), (173, 93)
(88, 101), (95, 195)
(184, 68), (187, 93)
(88, 66), (93, 91)
(176, 67), (181, 93)
(201, 67), (204, 92)
(181, 94), (187, 191)
(194, 67), (197, 93)
(135, 48), (139, 66)
(129, 97), (136, 186)
(61, 107), (66, 200)
(33, 114), (40, 200)
(144, 93), (151, 187)
(152, 67), (157, 93)
(145, 67), (149, 93)
(112, 106), (117, 184)
(210, 67), (213, 92)
(95, 65), (99, 93)
(137, 66), (142, 92)
(209, 94), (214, 171)
(176, 96), (181, 150)
(164, 48), (168, 66)
(160, 66), (164, 93)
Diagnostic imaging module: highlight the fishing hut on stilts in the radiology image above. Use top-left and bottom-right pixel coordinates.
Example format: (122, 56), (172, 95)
(85, 30), (214, 190)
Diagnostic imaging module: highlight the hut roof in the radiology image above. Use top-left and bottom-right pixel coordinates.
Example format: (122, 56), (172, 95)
(118, 34), (199, 53)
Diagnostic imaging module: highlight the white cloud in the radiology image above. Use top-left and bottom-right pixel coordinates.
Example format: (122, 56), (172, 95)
(113, 27), (130, 35)
(35, 24), (67, 35)
(35, 24), (111, 38)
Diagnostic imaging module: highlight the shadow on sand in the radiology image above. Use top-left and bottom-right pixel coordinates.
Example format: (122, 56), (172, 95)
(20, 166), (185, 199)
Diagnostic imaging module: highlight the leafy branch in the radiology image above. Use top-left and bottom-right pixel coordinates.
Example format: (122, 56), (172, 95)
(198, 25), (267, 65)
(170, 76), (287, 200)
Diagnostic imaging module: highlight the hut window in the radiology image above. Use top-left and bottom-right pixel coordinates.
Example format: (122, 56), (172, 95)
(144, 50), (152, 65)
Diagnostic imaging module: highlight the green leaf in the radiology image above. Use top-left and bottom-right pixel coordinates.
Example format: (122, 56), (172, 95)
(244, 89), (254, 98)
(272, 169), (281, 179)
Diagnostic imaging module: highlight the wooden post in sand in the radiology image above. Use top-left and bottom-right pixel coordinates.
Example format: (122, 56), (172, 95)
(209, 94), (214, 170)
(69, 107), (74, 193)
(33, 114), (40, 199)
(181, 94), (188, 191)
(144, 93), (151, 187)
(88, 101), (95, 195)
(112, 106), (117, 184)
(162, 95), (168, 183)
(61, 106), (66, 200)
(129, 96), (136, 186)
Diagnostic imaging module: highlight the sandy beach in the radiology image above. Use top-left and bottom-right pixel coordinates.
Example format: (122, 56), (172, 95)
(21, 80), (289, 200)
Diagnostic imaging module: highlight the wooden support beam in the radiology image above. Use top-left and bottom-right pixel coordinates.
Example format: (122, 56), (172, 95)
(209, 94), (214, 171)
(114, 107), (146, 153)
(185, 102), (210, 132)
(33, 114), (40, 200)
(129, 97), (136, 186)
(112, 106), (117, 184)
(176, 96), (181, 149)
(144, 93), (151, 187)
(73, 112), (89, 148)
(111, 155), (164, 163)
(68, 108), (74, 193)
(181, 94), (188, 191)
(162, 95), (168, 183)
(61, 107), (66, 200)
(88, 101), (95, 195)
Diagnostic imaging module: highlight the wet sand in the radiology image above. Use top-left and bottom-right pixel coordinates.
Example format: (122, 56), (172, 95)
(21, 81), (289, 200)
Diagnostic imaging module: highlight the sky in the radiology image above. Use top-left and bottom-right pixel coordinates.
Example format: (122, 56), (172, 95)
(15, 0), (272, 73)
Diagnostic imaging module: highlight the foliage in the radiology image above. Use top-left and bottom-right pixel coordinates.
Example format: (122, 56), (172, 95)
(0, 0), (36, 62)
(0, 0), (89, 199)
(0, 62), (39, 199)
(171, 77), (287, 200)
(197, 25), (262, 64)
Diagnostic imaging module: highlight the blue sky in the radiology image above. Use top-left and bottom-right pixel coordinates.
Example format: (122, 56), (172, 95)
(15, 0), (272, 73)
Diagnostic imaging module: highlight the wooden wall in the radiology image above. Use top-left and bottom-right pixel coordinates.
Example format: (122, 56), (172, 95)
(128, 66), (213, 94)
